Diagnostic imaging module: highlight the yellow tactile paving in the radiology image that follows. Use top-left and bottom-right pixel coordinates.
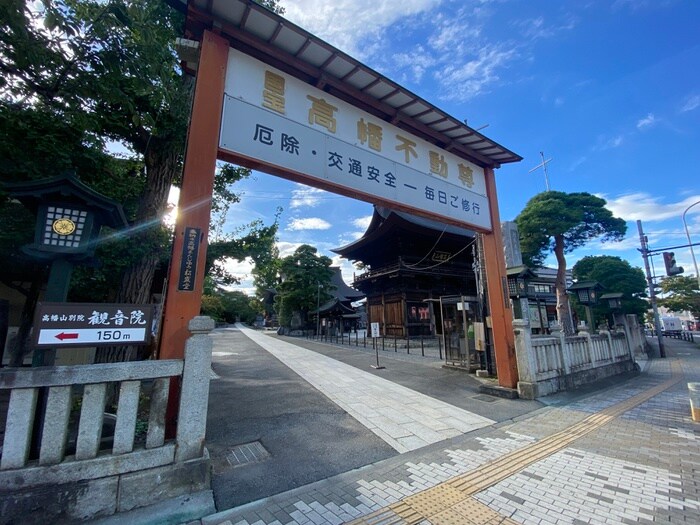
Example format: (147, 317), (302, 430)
(357, 509), (405, 525)
(389, 502), (424, 525)
(349, 360), (683, 525)
(445, 498), (520, 524)
(401, 485), (466, 517)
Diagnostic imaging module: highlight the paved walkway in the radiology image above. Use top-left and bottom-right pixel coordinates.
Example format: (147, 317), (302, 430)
(237, 326), (494, 453)
(201, 331), (700, 525)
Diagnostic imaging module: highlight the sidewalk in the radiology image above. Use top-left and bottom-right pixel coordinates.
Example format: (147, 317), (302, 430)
(199, 331), (700, 525)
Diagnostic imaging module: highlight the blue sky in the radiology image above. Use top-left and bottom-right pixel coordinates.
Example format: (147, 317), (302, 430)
(218, 0), (700, 294)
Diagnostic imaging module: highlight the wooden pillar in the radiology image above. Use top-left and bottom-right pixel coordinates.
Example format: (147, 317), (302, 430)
(160, 30), (229, 362)
(158, 31), (228, 433)
(482, 167), (519, 388)
(381, 292), (386, 336)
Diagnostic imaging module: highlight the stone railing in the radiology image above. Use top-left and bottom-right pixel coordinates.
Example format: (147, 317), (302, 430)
(0, 316), (216, 524)
(514, 319), (637, 399)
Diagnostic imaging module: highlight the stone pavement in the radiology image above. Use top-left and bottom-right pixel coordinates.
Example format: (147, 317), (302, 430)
(237, 326), (495, 453)
(197, 331), (700, 525)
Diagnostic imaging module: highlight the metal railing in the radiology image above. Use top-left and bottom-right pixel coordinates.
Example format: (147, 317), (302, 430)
(301, 330), (444, 359)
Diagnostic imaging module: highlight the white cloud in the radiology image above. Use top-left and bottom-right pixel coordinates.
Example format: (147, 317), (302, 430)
(586, 235), (645, 253)
(276, 241), (305, 258)
(287, 217), (332, 231)
(436, 44), (517, 101)
(607, 135), (624, 148)
(336, 231), (364, 247)
(594, 134), (624, 151)
(223, 256), (255, 282)
(391, 46), (436, 83)
(681, 94), (700, 113)
(636, 113), (656, 129)
(284, 1), (519, 103)
(568, 156), (587, 172)
(599, 192), (700, 222)
(290, 185), (327, 208)
(282, 0), (441, 58)
(221, 257), (257, 295)
(429, 7), (482, 53)
(329, 215), (373, 245)
(352, 215), (373, 229)
(513, 15), (577, 40)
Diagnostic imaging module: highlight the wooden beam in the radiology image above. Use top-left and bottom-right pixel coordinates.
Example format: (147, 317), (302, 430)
(481, 167), (518, 388)
(160, 29), (228, 362)
(158, 29), (228, 435)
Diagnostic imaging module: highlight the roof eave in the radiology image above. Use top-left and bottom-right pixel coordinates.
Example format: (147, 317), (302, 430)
(174, 0), (522, 169)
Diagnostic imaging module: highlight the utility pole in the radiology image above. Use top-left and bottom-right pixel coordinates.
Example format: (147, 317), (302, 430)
(528, 151), (552, 192)
(637, 220), (665, 358)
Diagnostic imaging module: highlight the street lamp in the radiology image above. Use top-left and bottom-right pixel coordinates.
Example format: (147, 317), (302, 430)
(682, 200), (700, 289)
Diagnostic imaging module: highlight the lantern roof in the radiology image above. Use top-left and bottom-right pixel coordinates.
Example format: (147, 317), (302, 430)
(568, 281), (603, 291)
(4, 174), (128, 230)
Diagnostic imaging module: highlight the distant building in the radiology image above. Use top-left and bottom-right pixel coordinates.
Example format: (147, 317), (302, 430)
(313, 267), (365, 335)
(333, 206), (485, 369)
(334, 207), (478, 338)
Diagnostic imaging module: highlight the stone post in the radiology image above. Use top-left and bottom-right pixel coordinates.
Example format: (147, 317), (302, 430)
(599, 329), (614, 361)
(513, 319), (538, 399)
(550, 323), (571, 375)
(617, 313), (635, 362)
(176, 316), (214, 462)
(578, 325), (593, 366)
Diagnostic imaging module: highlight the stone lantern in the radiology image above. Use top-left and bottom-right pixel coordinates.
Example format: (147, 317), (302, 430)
(4, 174), (128, 365)
(568, 281), (603, 330)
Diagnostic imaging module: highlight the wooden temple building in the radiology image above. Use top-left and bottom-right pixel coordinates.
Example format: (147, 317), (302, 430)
(314, 267), (365, 335)
(334, 206), (485, 367)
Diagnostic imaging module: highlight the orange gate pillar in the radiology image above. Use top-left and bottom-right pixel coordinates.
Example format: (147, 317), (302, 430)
(482, 167), (519, 389)
(158, 30), (229, 430)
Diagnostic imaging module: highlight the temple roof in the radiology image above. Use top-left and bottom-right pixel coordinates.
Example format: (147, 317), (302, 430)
(329, 267), (364, 301)
(333, 207), (475, 264)
(313, 297), (358, 316)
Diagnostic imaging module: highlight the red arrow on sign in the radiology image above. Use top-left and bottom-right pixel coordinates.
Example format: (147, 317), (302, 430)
(55, 332), (79, 341)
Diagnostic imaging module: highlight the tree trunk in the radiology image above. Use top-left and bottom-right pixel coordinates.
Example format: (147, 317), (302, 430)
(9, 278), (42, 367)
(95, 144), (180, 363)
(553, 235), (575, 335)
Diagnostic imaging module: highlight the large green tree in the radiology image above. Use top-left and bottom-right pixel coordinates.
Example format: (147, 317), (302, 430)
(1, 0), (284, 362)
(516, 191), (627, 335)
(275, 245), (334, 329)
(572, 255), (648, 325)
(658, 275), (700, 319)
(200, 280), (258, 324)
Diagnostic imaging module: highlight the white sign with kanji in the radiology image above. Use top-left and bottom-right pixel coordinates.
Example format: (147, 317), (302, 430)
(219, 48), (491, 231)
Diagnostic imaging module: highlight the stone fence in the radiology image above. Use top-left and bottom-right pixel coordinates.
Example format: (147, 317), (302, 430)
(514, 319), (640, 399)
(0, 316), (216, 524)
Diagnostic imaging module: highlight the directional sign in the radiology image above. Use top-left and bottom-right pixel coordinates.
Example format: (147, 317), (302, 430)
(34, 303), (153, 348)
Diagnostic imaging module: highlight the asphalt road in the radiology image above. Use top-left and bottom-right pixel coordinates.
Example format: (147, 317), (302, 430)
(205, 328), (396, 511)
